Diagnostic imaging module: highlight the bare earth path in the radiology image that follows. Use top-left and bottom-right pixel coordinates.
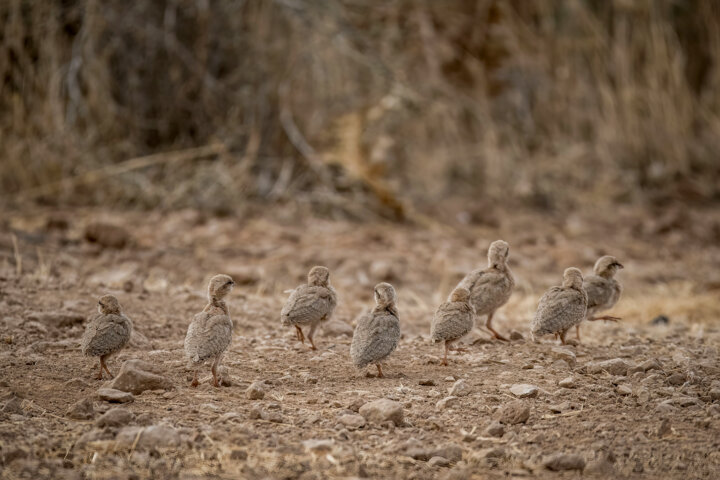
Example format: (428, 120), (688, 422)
(1, 205), (719, 479)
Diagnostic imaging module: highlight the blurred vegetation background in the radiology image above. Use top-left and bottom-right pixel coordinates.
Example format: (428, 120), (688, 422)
(1, 0), (719, 218)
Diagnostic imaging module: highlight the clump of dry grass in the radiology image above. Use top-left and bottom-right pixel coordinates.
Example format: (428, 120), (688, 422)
(1, 1), (719, 214)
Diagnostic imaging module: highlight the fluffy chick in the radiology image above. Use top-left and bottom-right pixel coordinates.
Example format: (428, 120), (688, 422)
(431, 287), (475, 366)
(184, 274), (235, 387)
(575, 256), (624, 340)
(350, 283), (400, 378)
(281, 266), (337, 350)
(457, 240), (514, 341)
(81, 295), (133, 380)
(531, 268), (588, 344)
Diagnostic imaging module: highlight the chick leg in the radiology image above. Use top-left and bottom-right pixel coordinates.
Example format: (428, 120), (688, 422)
(486, 312), (508, 341)
(441, 341), (449, 366)
(576, 325), (581, 341)
(376, 364), (384, 378)
(558, 330), (567, 345)
(295, 326), (305, 344)
(211, 357), (221, 388)
(307, 322), (318, 351)
(100, 356), (113, 378)
(191, 370), (199, 388)
(96, 360), (104, 380)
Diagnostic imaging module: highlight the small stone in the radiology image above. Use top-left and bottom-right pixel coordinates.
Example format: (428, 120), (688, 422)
(436, 396), (459, 410)
(638, 358), (662, 372)
(97, 388), (134, 404)
(543, 453), (585, 471)
(419, 379), (436, 386)
(651, 315), (669, 326)
(444, 376), (456, 382)
(338, 414), (366, 429)
(2, 396), (24, 415)
(116, 425), (180, 450)
(303, 439), (334, 454)
(635, 387), (651, 403)
(585, 359), (629, 376)
(558, 377), (577, 388)
(260, 410), (285, 423)
(428, 456), (451, 467)
(229, 449), (247, 460)
(710, 388), (720, 401)
(616, 384), (632, 396)
(432, 443), (463, 463)
(246, 381), (266, 400)
(549, 402), (570, 413)
(108, 359), (172, 394)
(483, 421), (505, 437)
(95, 408), (134, 428)
(551, 347), (577, 367)
(666, 373), (686, 386)
(521, 363), (534, 370)
(84, 222), (131, 249)
(448, 379), (471, 397)
(66, 398), (95, 420)
(496, 401), (530, 425)
(359, 399), (404, 426)
(509, 330), (524, 341)
(510, 384), (538, 398)
(657, 418), (672, 437)
(321, 319), (354, 337)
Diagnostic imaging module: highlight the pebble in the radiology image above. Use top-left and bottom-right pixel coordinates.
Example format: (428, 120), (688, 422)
(229, 449), (248, 460)
(444, 376), (456, 382)
(115, 425), (181, 450)
(510, 384), (538, 398)
(551, 347), (577, 367)
(303, 438), (334, 454)
(359, 399), (404, 426)
(666, 373), (686, 386)
(448, 379), (471, 397)
(436, 396), (459, 410)
(543, 453), (585, 471)
(84, 222), (131, 249)
(710, 388), (720, 401)
(97, 388), (134, 404)
(418, 379), (436, 386)
(95, 408), (134, 428)
(585, 359), (630, 376)
(549, 402), (570, 413)
(246, 381), (266, 400)
(495, 401), (530, 425)
(616, 384), (632, 396)
(483, 421), (505, 437)
(66, 398), (95, 420)
(428, 456), (451, 467)
(338, 414), (366, 429)
(509, 330), (524, 341)
(558, 377), (577, 388)
(109, 359), (172, 394)
(2, 396), (24, 415)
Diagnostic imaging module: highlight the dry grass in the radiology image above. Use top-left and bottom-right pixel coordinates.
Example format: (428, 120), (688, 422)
(1, 1), (719, 214)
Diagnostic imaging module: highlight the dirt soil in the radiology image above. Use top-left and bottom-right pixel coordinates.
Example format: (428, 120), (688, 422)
(1, 204), (719, 479)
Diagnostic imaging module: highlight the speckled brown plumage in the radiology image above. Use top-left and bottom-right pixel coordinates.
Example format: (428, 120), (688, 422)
(81, 295), (132, 380)
(575, 256), (624, 340)
(457, 240), (514, 341)
(281, 266), (337, 350)
(184, 274), (235, 387)
(350, 283), (400, 378)
(431, 287), (475, 365)
(531, 268), (588, 344)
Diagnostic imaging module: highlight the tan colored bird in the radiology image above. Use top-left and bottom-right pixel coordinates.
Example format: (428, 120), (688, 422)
(431, 287), (475, 366)
(457, 240), (514, 341)
(81, 295), (133, 380)
(350, 283), (400, 378)
(184, 274), (235, 387)
(281, 266), (337, 350)
(576, 255), (624, 340)
(531, 267), (588, 345)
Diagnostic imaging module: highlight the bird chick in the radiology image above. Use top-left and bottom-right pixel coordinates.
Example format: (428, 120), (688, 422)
(184, 274), (235, 387)
(281, 266), (337, 350)
(575, 256), (624, 340)
(457, 240), (514, 341)
(431, 287), (475, 366)
(531, 267), (588, 345)
(350, 283), (400, 378)
(81, 295), (133, 380)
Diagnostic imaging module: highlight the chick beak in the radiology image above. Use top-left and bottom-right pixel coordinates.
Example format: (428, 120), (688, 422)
(615, 262), (624, 269)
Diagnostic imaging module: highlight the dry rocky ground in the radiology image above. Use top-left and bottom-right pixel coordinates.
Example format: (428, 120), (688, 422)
(1, 204), (720, 479)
